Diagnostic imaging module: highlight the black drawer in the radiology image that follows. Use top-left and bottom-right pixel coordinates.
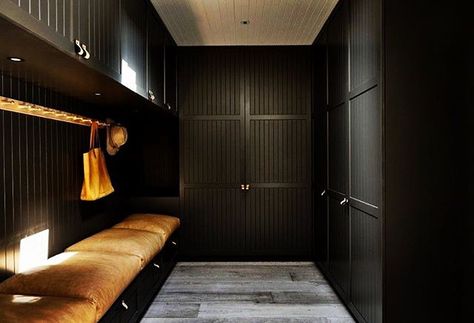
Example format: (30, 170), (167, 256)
(139, 255), (164, 305)
(105, 285), (138, 323)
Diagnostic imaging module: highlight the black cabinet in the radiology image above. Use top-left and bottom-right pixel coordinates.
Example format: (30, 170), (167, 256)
(313, 0), (382, 322)
(164, 36), (177, 112)
(147, 9), (166, 106)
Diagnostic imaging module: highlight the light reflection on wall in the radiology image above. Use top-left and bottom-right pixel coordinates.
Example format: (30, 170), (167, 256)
(121, 59), (137, 91)
(18, 229), (49, 273)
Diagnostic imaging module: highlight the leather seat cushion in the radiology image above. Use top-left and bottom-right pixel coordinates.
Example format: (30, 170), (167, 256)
(66, 228), (165, 266)
(0, 251), (141, 321)
(113, 214), (180, 241)
(0, 294), (97, 323)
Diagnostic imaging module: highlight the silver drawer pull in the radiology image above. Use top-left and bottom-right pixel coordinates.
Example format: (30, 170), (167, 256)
(171, 241), (177, 246)
(320, 190), (326, 197)
(340, 198), (349, 206)
(153, 263), (160, 269)
(121, 300), (128, 310)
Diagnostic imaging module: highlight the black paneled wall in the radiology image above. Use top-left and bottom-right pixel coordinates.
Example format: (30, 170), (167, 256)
(179, 47), (312, 258)
(0, 71), (126, 280)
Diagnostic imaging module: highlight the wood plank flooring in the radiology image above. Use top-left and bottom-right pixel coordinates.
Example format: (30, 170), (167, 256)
(141, 262), (355, 322)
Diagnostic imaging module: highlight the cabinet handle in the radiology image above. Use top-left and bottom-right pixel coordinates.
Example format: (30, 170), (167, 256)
(153, 263), (160, 269)
(81, 44), (90, 60)
(171, 241), (177, 246)
(166, 103), (172, 110)
(241, 184), (245, 190)
(121, 300), (128, 310)
(320, 190), (326, 197)
(340, 198), (349, 206)
(245, 184), (250, 191)
(148, 90), (155, 102)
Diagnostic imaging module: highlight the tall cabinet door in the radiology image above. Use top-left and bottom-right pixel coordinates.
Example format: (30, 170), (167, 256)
(147, 9), (165, 106)
(327, 0), (351, 297)
(348, 0), (382, 321)
(179, 48), (246, 257)
(245, 47), (312, 257)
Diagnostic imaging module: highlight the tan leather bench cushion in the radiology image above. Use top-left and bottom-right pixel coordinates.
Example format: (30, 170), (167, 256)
(113, 213), (180, 241)
(0, 294), (96, 323)
(0, 251), (141, 321)
(66, 228), (165, 266)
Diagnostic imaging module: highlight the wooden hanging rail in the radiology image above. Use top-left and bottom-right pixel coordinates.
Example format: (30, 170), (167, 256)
(0, 95), (108, 127)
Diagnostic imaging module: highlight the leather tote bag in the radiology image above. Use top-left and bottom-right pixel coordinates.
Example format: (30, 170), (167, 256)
(80, 121), (114, 201)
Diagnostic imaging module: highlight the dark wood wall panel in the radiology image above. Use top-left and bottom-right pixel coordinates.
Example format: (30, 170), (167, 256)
(179, 48), (244, 116)
(351, 208), (381, 323)
(248, 47), (311, 115)
(350, 87), (381, 207)
(181, 188), (245, 255)
(0, 71), (126, 280)
(246, 188), (311, 256)
(248, 119), (308, 184)
(328, 103), (348, 194)
(349, 0), (380, 90)
(182, 120), (242, 185)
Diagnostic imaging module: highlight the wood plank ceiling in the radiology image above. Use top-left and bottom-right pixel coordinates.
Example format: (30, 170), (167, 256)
(150, 0), (339, 46)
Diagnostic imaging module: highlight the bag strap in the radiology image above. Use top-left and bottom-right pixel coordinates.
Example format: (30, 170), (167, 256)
(89, 121), (100, 149)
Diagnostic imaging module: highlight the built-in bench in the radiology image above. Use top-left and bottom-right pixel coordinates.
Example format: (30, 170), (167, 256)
(0, 214), (180, 323)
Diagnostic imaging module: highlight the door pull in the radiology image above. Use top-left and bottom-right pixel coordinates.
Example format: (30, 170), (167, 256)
(340, 198), (349, 206)
(241, 184), (245, 191)
(320, 190), (326, 197)
(245, 184), (250, 191)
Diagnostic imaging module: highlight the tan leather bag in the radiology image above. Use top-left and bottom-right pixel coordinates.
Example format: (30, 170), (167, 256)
(80, 122), (114, 201)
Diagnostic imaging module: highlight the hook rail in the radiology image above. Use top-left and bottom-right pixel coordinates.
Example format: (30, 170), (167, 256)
(0, 95), (108, 128)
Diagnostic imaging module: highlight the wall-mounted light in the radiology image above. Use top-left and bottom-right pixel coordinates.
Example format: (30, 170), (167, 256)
(7, 57), (24, 62)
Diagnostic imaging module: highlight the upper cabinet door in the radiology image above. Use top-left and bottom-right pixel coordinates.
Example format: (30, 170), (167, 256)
(72, 0), (121, 75)
(121, 0), (147, 96)
(165, 35), (177, 112)
(327, 1), (349, 108)
(147, 10), (165, 106)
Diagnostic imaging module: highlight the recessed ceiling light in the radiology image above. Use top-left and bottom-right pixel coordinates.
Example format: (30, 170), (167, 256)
(94, 92), (102, 96)
(8, 57), (24, 62)
(240, 20), (250, 25)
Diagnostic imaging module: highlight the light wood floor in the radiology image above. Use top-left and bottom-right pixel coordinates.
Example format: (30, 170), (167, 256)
(141, 262), (355, 322)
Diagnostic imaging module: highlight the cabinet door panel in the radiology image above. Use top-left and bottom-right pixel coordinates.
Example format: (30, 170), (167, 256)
(328, 196), (350, 295)
(165, 36), (177, 111)
(328, 103), (348, 194)
(181, 188), (245, 257)
(246, 188), (311, 256)
(351, 207), (382, 323)
(328, 1), (348, 107)
(350, 87), (381, 208)
(121, 0), (147, 96)
(147, 10), (165, 106)
(350, 0), (381, 90)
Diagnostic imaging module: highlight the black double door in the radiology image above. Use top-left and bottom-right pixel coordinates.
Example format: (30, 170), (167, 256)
(180, 47), (312, 258)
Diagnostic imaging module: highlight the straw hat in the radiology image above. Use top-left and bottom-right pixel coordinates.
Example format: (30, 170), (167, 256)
(106, 121), (128, 156)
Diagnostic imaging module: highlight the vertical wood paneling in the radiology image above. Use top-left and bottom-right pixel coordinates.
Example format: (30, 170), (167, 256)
(327, 1), (348, 107)
(349, 0), (380, 90)
(351, 208), (381, 323)
(249, 120), (308, 183)
(182, 120), (241, 185)
(350, 87), (381, 207)
(0, 71), (124, 278)
(246, 188), (311, 256)
(182, 188), (245, 256)
(328, 103), (348, 194)
(121, 0), (147, 96)
(328, 196), (350, 294)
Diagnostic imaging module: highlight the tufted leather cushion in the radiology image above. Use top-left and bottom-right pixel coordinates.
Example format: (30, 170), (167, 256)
(0, 294), (97, 323)
(0, 251), (141, 321)
(66, 228), (165, 267)
(113, 214), (180, 241)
